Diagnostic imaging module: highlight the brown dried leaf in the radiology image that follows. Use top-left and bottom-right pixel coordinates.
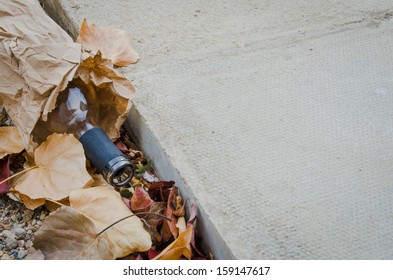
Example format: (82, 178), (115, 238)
(173, 195), (185, 217)
(165, 187), (179, 239)
(14, 133), (92, 201)
(176, 216), (187, 233)
(33, 206), (113, 260)
(0, 126), (24, 159)
(69, 185), (152, 258)
(0, 156), (10, 193)
(19, 193), (45, 210)
(148, 180), (175, 202)
(139, 202), (166, 245)
(73, 53), (134, 140)
(77, 19), (139, 66)
(45, 197), (70, 212)
(153, 225), (194, 260)
(0, 0), (81, 152)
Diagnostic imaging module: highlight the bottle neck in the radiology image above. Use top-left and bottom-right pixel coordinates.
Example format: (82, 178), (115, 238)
(70, 121), (95, 139)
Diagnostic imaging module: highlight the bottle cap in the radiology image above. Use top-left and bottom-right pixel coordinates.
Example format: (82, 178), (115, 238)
(103, 155), (134, 187)
(79, 127), (134, 188)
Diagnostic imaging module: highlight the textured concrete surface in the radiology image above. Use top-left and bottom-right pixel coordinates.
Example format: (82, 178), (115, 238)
(42, 0), (393, 259)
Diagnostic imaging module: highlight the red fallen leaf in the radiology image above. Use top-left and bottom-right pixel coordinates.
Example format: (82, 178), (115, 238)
(130, 186), (154, 212)
(190, 223), (206, 258)
(148, 180), (175, 201)
(163, 187), (179, 239)
(184, 204), (205, 258)
(187, 204), (198, 226)
(0, 156), (10, 193)
(147, 248), (160, 260)
(115, 140), (129, 153)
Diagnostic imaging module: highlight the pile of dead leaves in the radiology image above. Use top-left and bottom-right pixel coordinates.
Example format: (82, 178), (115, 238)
(0, 115), (206, 260)
(0, 1), (207, 260)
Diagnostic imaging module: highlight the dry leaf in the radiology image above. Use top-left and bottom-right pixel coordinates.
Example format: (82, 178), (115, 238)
(19, 193), (45, 210)
(164, 187), (179, 239)
(69, 185), (152, 258)
(148, 248), (160, 260)
(139, 202), (166, 245)
(183, 204), (205, 258)
(130, 186), (154, 212)
(24, 247), (45, 260)
(153, 226), (194, 260)
(173, 195), (185, 217)
(148, 180), (175, 201)
(176, 217), (187, 233)
(115, 140), (129, 153)
(0, 156), (10, 193)
(187, 204), (198, 225)
(32, 72), (133, 145)
(72, 53), (134, 141)
(45, 197), (70, 212)
(14, 133), (92, 200)
(0, 0), (81, 152)
(33, 206), (113, 260)
(0, 126), (24, 159)
(77, 19), (139, 66)
(1, 1), (136, 152)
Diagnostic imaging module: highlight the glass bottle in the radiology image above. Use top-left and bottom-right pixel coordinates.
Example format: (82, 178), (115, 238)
(46, 81), (134, 187)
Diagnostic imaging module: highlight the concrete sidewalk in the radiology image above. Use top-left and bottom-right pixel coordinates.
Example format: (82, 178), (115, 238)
(43, 0), (393, 259)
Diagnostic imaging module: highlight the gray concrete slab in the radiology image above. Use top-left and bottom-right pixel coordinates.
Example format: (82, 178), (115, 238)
(42, 0), (393, 259)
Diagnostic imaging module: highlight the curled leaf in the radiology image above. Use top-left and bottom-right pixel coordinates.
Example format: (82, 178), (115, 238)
(187, 204), (198, 225)
(45, 197), (70, 212)
(153, 226), (194, 260)
(0, 126), (24, 159)
(33, 206), (113, 260)
(19, 192), (45, 210)
(173, 195), (185, 217)
(164, 187), (179, 239)
(148, 180), (175, 202)
(77, 19), (139, 66)
(14, 133), (92, 201)
(130, 186), (154, 212)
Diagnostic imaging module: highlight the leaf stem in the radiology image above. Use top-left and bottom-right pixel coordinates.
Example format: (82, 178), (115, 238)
(0, 165), (37, 186)
(96, 212), (172, 236)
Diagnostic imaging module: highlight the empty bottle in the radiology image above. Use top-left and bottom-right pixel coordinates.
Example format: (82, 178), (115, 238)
(45, 81), (134, 187)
